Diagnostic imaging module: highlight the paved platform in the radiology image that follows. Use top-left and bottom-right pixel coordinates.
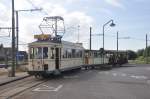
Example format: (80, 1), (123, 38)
(0, 72), (29, 86)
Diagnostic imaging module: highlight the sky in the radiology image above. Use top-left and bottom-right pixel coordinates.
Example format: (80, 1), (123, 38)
(0, 0), (150, 51)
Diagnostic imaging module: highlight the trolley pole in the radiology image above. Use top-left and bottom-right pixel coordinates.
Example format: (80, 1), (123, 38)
(146, 34), (148, 64)
(90, 27), (92, 50)
(55, 18), (57, 36)
(102, 25), (105, 64)
(11, 0), (16, 77)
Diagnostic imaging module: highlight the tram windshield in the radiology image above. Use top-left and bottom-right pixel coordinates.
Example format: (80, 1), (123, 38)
(30, 47), (48, 59)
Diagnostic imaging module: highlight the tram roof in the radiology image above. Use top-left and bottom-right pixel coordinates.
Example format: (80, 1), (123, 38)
(105, 50), (127, 54)
(84, 49), (127, 53)
(28, 40), (84, 49)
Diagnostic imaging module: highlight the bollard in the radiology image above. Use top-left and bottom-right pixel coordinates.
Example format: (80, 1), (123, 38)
(8, 67), (12, 77)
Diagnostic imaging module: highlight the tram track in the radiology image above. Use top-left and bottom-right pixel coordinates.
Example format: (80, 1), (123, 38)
(0, 76), (48, 99)
(0, 76), (34, 93)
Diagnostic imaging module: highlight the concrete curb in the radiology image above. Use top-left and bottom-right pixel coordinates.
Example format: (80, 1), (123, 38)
(0, 75), (30, 86)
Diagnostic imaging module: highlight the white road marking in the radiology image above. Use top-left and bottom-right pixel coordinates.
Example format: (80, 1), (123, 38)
(54, 85), (63, 92)
(120, 73), (127, 77)
(130, 75), (148, 80)
(146, 67), (150, 70)
(32, 85), (63, 92)
(104, 71), (109, 75)
(99, 71), (148, 81)
(42, 85), (54, 89)
(63, 75), (79, 79)
(98, 71), (110, 75)
(139, 76), (148, 79)
(147, 80), (150, 84)
(130, 75), (139, 79)
(112, 73), (117, 76)
(88, 71), (92, 73)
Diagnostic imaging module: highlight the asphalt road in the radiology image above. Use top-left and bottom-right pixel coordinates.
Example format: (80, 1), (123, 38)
(10, 64), (150, 99)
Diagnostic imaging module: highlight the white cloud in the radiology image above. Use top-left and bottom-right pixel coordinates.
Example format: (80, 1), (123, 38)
(15, 0), (32, 10)
(105, 0), (125, 9)
(100, 8), (113, 15)
(64, 11), (93, 43)
(0, 2), (11, 24)
(0, 0), (95, 50)
(0, 0), (93, 50)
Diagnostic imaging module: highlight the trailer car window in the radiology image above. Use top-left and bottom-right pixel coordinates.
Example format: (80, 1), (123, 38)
(80, 51), (83, 58)
(72, 49), (76, 58)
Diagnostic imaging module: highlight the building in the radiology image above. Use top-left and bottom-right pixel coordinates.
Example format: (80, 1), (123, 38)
(0, 44), (28, 62)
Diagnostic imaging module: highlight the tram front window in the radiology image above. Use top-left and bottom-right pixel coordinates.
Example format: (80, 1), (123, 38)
(30, 47), (48, 59)
(34, 47), (42, 59)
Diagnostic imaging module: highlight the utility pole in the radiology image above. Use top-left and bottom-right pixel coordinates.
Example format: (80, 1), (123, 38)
(146, 34), (148, 64)
(117, 31), (119, 58)
(77, 25), (80, 43)
(16, 11), (19, 67)
(90, 27), (92, 50)
(11, 0), (15, 77)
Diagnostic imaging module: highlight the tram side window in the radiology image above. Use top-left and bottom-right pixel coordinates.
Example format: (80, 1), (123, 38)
(98, 52), (101, 57)
(43, 47), (48, 59)
(94, 52), (98, 58)
(62, 49), (67, 58)
(80, 50), (83, 58)
(67, 49), (72, 58)
(76, 50), (79, 58)
(50, 48), (55, 59)
(66, 50), (68, 58)
(89, 52), (92, 57)
(72, 49), (76, 58)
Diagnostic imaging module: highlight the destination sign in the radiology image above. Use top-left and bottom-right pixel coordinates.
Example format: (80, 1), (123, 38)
(34, 34), (51, 40)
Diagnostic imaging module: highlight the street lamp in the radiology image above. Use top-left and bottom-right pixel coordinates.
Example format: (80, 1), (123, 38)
(102, 19), (115, 64)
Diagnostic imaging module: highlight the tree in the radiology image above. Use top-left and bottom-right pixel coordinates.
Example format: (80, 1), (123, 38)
(143, 46), (150, 57)
(137, 49), (144, 56)
(128, 50), (137, 60)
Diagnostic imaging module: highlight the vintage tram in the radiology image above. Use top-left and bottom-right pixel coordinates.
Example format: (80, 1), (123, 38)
(27, 34), (128, 77)
(28, 34), (85, 77)
(27, 16), (128, 78)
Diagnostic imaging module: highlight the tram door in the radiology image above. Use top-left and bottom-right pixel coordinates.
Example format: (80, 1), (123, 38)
(55, 48), (60, 69)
